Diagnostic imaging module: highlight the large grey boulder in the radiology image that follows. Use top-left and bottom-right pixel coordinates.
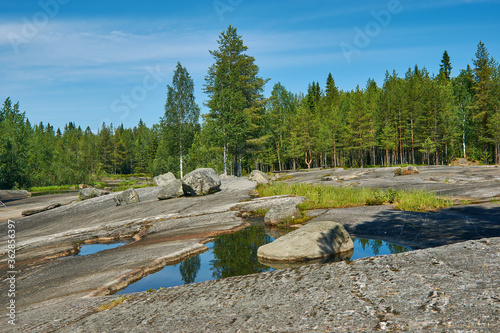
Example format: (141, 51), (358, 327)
(153, 172), (177, 186)
(157, 179), (184, 200)
(114, 188), (140, 206)
(78, 187), (101, 201)
(257, 221), (354, 262)
(264, 201), (300, 226)
(182, 168), (221, 196)
(249, 170), (269, 184)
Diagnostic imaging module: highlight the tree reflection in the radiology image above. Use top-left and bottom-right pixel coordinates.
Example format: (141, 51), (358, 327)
(210, 226), (273, 279)
(179, 255), (201, 284)
(354, 238), (410, 255)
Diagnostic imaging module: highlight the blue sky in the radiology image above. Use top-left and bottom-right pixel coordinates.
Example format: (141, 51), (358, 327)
(1, 0), (499, 131)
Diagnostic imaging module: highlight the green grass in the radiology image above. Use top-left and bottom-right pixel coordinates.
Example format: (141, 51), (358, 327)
(256, 182), (453, 212)
(113, 182), (155, 192)
(28, 184), (78, 192)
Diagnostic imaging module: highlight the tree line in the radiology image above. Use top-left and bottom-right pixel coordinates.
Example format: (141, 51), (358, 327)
(1, 25), (499, 190)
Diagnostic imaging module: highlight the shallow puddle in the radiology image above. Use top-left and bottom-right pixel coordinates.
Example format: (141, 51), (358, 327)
(117, 224), (411, 294)
(78, 242), (128, 256)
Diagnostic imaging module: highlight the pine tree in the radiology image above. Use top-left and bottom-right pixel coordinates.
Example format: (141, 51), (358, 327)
(204, 25), (267, 176)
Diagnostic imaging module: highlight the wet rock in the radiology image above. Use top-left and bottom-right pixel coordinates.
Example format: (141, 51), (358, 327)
(257, 221), (353, 262)
(182, 168), (221, 196)
(157, 179), (184, 200)
(249, 170), (269, 184)
(153, 172), (177, 186)
(78, 187), (101, 200)
(113, 188), (140, 206)
(264, 201), (300, 226)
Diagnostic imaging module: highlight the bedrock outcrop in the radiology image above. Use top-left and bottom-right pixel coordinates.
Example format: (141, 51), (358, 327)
(18, 238), (500, 332)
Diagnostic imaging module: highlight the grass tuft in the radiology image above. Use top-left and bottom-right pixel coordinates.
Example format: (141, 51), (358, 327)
(256, 183), (452, 212)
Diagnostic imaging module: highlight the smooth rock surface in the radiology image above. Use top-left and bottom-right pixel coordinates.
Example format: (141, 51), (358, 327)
(264, 201), (300, 226)
(18, 238), (500, 332)
(113, 188), (140, 206)
(182, 168), (221, 196)
(153, 172), (176, 186)
(257, 221), (354, 261)
(157, 179), (183, 200)
(0, 189), (31, 201)
(249, 170), (269, 184)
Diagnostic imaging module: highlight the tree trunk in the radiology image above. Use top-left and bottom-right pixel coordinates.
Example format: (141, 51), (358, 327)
(223, 144), (228, 175)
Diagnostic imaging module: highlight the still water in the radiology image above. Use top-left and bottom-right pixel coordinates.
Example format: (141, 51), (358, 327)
(117, 224), (411, 294)
(78, 242), (128, 256)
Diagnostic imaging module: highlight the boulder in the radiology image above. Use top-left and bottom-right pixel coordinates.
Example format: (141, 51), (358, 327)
(407, 165), (418, 172)
(249, 170), (269, 184)
(114, 188), (140, 206)
(153, 172), (177, 186)
(264, 201), (300, 226)
(257, 221), (354, 262)
(157, 179), (184, 200)
(0, 190), (31, 201)
(182, 168), (221, 196)
(78, 187), (101, 201)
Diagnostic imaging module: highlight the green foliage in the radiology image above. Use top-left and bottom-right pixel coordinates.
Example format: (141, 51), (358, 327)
(204, 25), (268, 176)
(2, 38), (500, 190)
(256, 183), (452, 212)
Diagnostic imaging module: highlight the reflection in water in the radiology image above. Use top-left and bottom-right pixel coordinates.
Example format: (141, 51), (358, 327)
(210, 225), (273, 279)
(179, 255), (201, 284)
(117, 224), (412, 294)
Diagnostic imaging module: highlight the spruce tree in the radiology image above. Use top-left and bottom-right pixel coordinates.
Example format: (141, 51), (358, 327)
(439, 50), (453, 81)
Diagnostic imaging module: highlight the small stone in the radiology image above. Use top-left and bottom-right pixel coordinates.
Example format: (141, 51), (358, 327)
(114, 188), (140, 206)
(78, 187), (101, 201)
(264, 202), (300, 226)
(249, 170), (270, 184)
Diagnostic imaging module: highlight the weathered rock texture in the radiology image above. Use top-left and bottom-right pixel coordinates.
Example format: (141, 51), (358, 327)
(22, 203), (62, 216)
(258, 221), (354, 261)
(157, 179), (183, 200)
(235, 195), (306, 213)
(249, 170), (269, 184)
(18, 238), (500, 332)
(181, 168), (221, 196)
(113, 188), (140, 206)
(264, 201), (300, 226)
(153, 172), (176, 186)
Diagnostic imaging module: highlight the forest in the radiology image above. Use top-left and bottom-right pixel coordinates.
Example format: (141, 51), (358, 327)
(1, 25), (499, 190)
